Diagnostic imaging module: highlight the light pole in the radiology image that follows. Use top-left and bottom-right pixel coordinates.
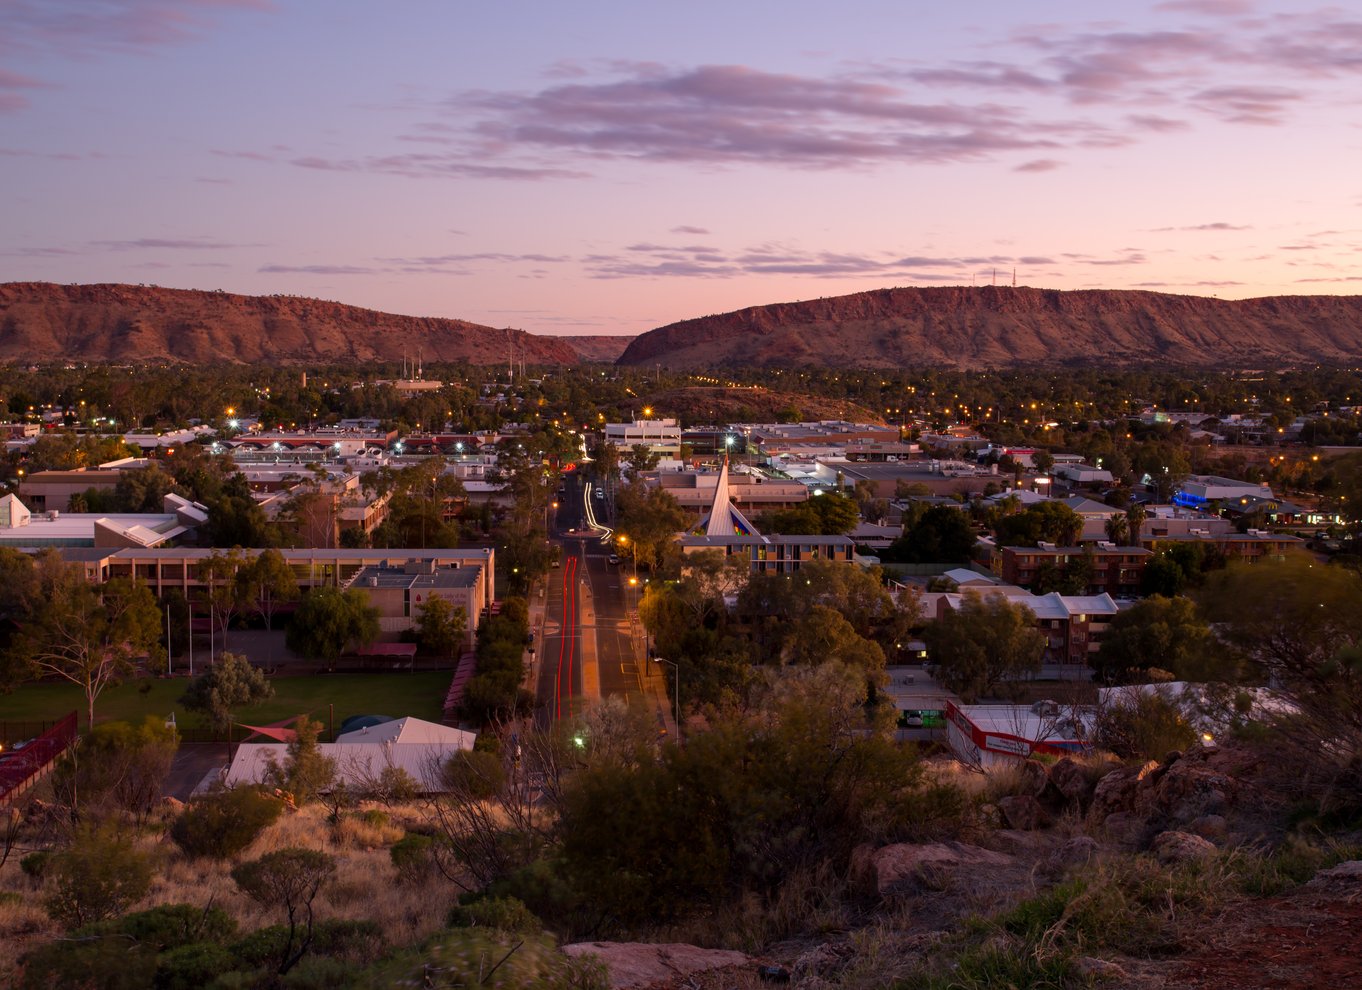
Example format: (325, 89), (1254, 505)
(652, 656), (680, 742)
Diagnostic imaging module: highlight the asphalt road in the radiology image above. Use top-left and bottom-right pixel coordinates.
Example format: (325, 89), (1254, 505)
(536, 470), (646, 727)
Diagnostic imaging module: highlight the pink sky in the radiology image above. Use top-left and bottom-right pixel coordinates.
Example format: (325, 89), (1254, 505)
(3, 1), (1361, 335)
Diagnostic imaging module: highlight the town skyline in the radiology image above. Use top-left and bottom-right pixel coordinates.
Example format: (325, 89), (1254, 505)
(5, 0), (1362, 336)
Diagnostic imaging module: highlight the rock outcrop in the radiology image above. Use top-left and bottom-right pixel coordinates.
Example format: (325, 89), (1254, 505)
(0, 282), (583, 365)
(617, 285), (1362, 370)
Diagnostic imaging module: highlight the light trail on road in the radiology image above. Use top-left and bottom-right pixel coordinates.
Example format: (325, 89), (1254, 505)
(554, 552), (578, 720)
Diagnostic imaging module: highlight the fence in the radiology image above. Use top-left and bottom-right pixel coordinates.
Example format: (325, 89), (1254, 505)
(0, 711), (78, 805)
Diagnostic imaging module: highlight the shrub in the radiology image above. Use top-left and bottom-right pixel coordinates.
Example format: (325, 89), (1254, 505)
(44, 824), (154, 929)
(442, 749), (506, 799)
(1094, 692), (1197, 760)
(308, 919), (386, 963)
(154, 942), (238, 990)
(171, 787), (284, 859)
(19, 850), (50, 882)
(19, 936), (158, 990)
(359, 808), (388, 827)
(447, 895), (542, 935)
(113, 903), (238, 950)
(389, 833), (437, 885)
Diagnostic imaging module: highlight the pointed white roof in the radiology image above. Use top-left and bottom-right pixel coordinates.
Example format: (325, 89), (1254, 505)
(695, 459), (759, 537)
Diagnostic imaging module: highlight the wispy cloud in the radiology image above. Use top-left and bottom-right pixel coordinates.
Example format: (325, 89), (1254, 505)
(93, 237), (255, 251)
(671, 225), (710, 235)
(259, 264), (378, 276)
(2, 1), (271, 111)
(1148, 222), (1252, 231)
(582, 242), (1058, 280)
(288, 154), (586, 181)
(1014, 158), (1063, 172)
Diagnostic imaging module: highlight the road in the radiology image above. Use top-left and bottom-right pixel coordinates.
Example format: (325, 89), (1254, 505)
(535, 470), (649, 728)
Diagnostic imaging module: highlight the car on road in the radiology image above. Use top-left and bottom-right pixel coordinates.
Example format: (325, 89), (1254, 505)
(593, 488), (604, 498)
(607, 553), (621, 565)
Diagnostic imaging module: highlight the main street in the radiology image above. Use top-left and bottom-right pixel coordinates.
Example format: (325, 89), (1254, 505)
(536, 470), (651, 728)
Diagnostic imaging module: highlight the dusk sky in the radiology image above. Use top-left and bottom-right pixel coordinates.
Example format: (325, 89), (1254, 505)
(4, 0), (1362, 335)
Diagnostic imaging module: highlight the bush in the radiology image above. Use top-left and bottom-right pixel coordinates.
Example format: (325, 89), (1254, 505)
(112, 903), (238, 950)
(442, 749), (505, 799)
(171, 787), (284, 859)
(44, 824), (154, 929)
(390, 833), (437, 885)
(1094, 692), (1197, 760)
(19, 850), (50, 882)
(19, 936), (158, 990)
(308, 919), (385, 964)
(447, 895), (542, 935)
(154, 942), (238, 990)
(228, 920), (383, 969)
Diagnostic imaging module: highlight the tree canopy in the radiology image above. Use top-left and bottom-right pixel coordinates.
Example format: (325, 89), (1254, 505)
(923, 590), (1046, 702)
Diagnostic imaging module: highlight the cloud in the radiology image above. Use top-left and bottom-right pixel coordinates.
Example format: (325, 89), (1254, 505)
(288, 154), (586, 181)
(1148, 222), (1251, 231)
(450, 64), (1078, 169)
(1190, 84), (1301, 124)
(581, 242), (1054, 280)
(1014, 158), (1063, 172)
(1062, 249), (1148, 266)
(1, 1), (271, 109)
(92, 237), (252, 251)
(2, 1), (271, 58)
(671, 225), (710, 235)
(259, 264), (378, 276)
(1127, 113), (1191, 132)
(1153, 0), (1255, 15)
(374, 252), (568, 265)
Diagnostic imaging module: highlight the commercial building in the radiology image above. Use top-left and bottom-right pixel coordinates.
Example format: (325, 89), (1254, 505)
(946, 701), (1093, 769)
(604, 418), (682, 457)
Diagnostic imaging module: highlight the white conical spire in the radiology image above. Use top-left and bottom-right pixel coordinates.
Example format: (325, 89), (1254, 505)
(696, 457), (758, 537)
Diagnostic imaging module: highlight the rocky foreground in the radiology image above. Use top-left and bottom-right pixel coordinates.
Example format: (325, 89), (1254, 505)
(561, 745), (1362, 989)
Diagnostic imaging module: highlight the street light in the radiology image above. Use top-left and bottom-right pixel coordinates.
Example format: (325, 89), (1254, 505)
(652, 656), (680, 742)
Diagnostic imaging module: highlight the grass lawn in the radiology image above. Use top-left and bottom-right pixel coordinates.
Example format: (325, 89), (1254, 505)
(0, 671), (453, 734)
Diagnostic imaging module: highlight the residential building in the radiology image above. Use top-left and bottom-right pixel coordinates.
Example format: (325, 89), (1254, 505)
(998, 544), (1150, 596)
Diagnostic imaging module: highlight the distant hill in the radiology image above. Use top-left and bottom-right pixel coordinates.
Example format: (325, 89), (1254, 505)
(616, 286), (1362, 369)
(0, 282), (581, 365)
(558, 335), (637, 363)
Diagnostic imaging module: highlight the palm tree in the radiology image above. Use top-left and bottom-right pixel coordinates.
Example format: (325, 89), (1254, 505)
(1126, 503), (1147, 545)
(1105, 513), (1130, 545)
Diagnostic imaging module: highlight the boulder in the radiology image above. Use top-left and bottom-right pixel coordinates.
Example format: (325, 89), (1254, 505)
(1048, 757), (1093, 805)
(856, 841), (1016, 897)
(1147, 759), (1237, 822)
(1151, 829), (1217, 864)
(1102, 811), (1150, 849)
(1090, 761), (1160, 819)
(1017, 759), (1050, 797)
(561, 942), (752, 989)
(1307, 860), (1362, 889)
(1073, 956), (1128, 982)
(1050, 835), (1100, 869)
(991, 829), (1062, 858)
(1187, 814), (1228, 841)
(999, 794), (1049, 831)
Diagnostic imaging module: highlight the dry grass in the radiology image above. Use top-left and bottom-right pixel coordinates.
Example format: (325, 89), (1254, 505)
(2, 797), (468, 980)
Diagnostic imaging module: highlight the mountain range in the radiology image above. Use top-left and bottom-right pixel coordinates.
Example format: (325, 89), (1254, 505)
(616, 285), (1362, 369)
(5, 282), (1362, 369)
